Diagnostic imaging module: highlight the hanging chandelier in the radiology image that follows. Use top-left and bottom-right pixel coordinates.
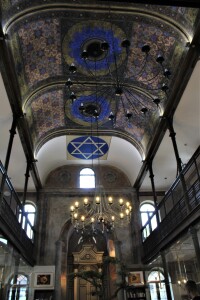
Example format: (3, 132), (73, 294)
(70, 184), (132, 235)
(67, 20), (170, 235)
(65, 32), (171, 124)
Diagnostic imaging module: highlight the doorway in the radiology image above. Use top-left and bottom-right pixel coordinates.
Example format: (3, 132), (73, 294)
(72, 244), (105, 300)
(77, 265), (99, 300)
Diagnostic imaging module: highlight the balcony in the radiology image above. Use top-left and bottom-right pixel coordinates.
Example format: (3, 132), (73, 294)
(141, 146), (200, 263)
(0, 161), (35, 265)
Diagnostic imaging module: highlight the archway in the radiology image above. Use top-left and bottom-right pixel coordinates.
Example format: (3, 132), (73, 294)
(7, 274), (28, 300)
(66, 229), (109, 300)
(148, 270), (168, 300)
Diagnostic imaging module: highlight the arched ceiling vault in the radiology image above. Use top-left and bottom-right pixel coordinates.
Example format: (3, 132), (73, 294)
(0, 1), (200, 189)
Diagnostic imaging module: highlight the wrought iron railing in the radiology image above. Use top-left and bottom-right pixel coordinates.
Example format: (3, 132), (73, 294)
(0, 161), (35, 265)
(141, 146), (200, 262)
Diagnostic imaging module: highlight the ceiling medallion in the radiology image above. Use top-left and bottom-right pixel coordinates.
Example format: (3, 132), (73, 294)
(62, 20), (126, 76)
(65, 91), (112, 126)
(82, 38), (108, 61)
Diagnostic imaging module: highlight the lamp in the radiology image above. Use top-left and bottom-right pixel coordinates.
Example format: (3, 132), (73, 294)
(69, 98), (132, 235)
(67, 21), (172, 234)
(70, 184), (132, 235)
(65, 31), (171, 124)
(175, 248), (188, 286)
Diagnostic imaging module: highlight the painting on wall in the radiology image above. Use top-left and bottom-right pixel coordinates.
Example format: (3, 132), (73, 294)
(128, 271), (144, 285)
(34, 273), (54, 288)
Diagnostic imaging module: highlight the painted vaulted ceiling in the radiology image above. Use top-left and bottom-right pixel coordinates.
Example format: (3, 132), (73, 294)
(0, 0), (200, 190)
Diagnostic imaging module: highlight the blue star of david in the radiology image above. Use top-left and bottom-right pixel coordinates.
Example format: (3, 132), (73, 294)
(67, 136), (109, 159)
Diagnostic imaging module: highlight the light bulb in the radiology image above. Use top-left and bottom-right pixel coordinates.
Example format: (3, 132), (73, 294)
(96, 196), (100, 204)
(70, 206), (75, 212)
(74, 213), (78, 220)
(119, 198), (124, 206)
(84, 198), (88, 205)
(183, 279), (187, 284)
(75, 201), (79, 208)
(111, 216), (115, 222)
(81, 215), (85, 222)
(120, 212), (124, 219)
(108, 197), (113, 204)
(91, 217), (95, 223)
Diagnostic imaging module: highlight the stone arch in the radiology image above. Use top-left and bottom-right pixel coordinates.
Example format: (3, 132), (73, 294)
(55, 219), (119, 300)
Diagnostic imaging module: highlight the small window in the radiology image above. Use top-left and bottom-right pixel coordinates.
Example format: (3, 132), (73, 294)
(19, 203), (36, 240)
(0, 237), (7, 245)
(80, 168), (95, 188)
(24, 203), (36, 227)
(140, 202), (155, 226)
(140, 202), (157, 240)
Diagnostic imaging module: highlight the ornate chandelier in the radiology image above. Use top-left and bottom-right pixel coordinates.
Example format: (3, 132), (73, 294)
(65, 34), (171, 124)
(69, 108), (132, 235)
(70, 184), (132, 235)
(67, 22), (170, 235)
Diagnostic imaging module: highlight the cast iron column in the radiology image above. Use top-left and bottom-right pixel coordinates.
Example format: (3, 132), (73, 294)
(4, 117), (17, 172)
(20, 162), (31, 234)
(189, 227), (200, 280)
(0, 118), (17, 204)
(148, 160), (160, 226)
(22, 162), (31, 206)
(166, 117), (191, 213)
(160, 251), (173, 300)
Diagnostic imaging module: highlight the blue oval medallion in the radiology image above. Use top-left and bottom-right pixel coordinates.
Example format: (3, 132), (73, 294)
(67, 136), (109, 159)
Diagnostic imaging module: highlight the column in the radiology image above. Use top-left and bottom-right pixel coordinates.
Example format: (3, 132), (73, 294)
(166, 117), (191, 213)
(114, 240), (125, 300)
(4, 118), (17, 172)
(11, 254), (20, 300)
(148, 161), (160, 226)
(55, 240), (64, 300)
(74, 267), (79, 300)
(20, 162), (31, 234)
(0, 118), (17, 204)
(132, 189), (142, 264)
(160, 251), (173, 300)
(189, 227), (200, 280)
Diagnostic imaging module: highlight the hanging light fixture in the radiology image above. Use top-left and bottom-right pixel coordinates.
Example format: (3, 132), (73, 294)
(70, 184), (132, 235)
(67, 18), (171, 235)
(69, 105), (132, 235)
(65, 33), (171, 124)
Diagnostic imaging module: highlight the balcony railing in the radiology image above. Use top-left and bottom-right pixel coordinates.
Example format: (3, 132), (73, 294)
(141, 146), (200, 262)
(0, 161), (35, 265)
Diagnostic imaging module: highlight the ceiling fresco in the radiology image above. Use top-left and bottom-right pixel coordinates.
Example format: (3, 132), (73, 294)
(1, 1), (199, 158)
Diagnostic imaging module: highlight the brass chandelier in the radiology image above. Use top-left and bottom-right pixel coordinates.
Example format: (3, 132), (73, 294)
(70, 185), (132, 234)
(67, 23), (170, 235)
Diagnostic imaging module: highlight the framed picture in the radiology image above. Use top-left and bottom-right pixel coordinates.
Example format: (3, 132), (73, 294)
(128, 271), (144, 286)
(34, 273), (54, 288)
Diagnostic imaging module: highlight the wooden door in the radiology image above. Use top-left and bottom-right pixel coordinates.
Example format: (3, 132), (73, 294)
(78, 265), (99, 300)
